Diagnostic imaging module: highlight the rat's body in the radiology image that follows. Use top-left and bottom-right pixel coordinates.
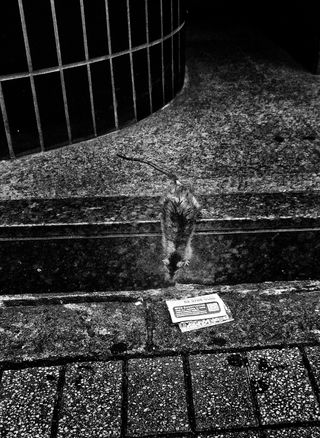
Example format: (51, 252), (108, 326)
(160, 180), (200, 279)
(117, 153), (201, 279)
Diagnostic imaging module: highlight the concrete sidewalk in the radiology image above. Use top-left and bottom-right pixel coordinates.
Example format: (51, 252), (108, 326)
(1, 281), (320, 437)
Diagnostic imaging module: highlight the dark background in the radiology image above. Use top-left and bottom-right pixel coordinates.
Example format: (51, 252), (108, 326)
(186, 0), (320, 74)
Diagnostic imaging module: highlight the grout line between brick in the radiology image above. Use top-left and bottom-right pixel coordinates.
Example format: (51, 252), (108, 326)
(126, 421), (320, 437)
(181, 353), (197, 433)
(299, 346), (320, 408)
(2, 341), (320, 371)
(245, 351), (263, 428)
(121, 359), (129, 437)
(50, 364), (66, 438)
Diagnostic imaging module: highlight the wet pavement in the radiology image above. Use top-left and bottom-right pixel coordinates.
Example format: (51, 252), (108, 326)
(1, 281), (320, 437)
(2, 337), (320, 437)
(3, 191), (320, 294)
(1, 11), (320, 438)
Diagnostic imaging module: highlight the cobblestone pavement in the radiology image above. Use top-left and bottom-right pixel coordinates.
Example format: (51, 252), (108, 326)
(1, 281), (320, 437)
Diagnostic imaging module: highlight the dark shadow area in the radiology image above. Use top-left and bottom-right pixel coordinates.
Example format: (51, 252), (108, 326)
(186, 0), (320, 74)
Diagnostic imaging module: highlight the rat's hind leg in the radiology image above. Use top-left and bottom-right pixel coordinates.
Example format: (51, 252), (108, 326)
(183, 238), (193, 264)
(162, 240), (175, 266)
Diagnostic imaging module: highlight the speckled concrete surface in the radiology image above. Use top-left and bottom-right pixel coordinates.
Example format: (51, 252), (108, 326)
(127, 356), (189, 434)
(57, 362), (122, 438)
(2, 282), (320, 436)
(2, 281), (320, 361)
(190, 353), (257, 428)
(0, 26), (319, 199)
(265, 428), (320, 437)
(304, 346), (320, 408)
(202, 434), (260, 438)
(151, 285), (320, 352)
(0, 366), (60, 437)
(248, 348), (320, 424)
(0, 302), (146, 362)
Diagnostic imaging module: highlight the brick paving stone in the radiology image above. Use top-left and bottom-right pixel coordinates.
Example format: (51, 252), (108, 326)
(57, 361), (122, 438)
(0, 366), (60, 438)
(265, 427), (320, 437)
(190, 353), (257, 429)
(127, 356), (189, 435)
(248, 348), (320, 425)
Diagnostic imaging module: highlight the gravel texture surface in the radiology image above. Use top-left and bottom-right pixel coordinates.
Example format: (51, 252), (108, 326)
(57, 361), (122, 438)
(0, 366), (60, 437)
(305, 345), (320, 383)
(248, 348), (320, 424)
(265, 427), (320, 437)
(2, 282), (320, 361)
(201, 434), (260, 438)
(190, 353), (257, 429)
(127, 356), (190, 434)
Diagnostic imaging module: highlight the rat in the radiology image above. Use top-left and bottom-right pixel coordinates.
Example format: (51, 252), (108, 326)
(117, 153), (201, 279)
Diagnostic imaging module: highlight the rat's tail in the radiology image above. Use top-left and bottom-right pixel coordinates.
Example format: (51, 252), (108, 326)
(117, 153), (178, 182)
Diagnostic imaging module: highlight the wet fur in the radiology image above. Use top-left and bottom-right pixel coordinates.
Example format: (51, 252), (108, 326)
(117, 153), (201, 279)
(161, 181), (201, 279)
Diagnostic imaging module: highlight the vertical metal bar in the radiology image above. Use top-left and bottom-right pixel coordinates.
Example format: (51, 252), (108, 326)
(126, 0), (137, 121)
(177, 0), (181, 76)
(0, 82), (15, 159)
(79, 0), (97, 136)
(144, 0), (153, 113)
(105, 0), (119, 129)
(18, 0), (45, 152)
(160, 0), (165, 105)
(49, 0), (72, 143)
(170, 0), (174, 97)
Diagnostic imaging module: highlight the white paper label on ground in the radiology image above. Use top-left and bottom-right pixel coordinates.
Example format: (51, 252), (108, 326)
(179, 313), (234, 332)
(166, 293), (227, 323)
